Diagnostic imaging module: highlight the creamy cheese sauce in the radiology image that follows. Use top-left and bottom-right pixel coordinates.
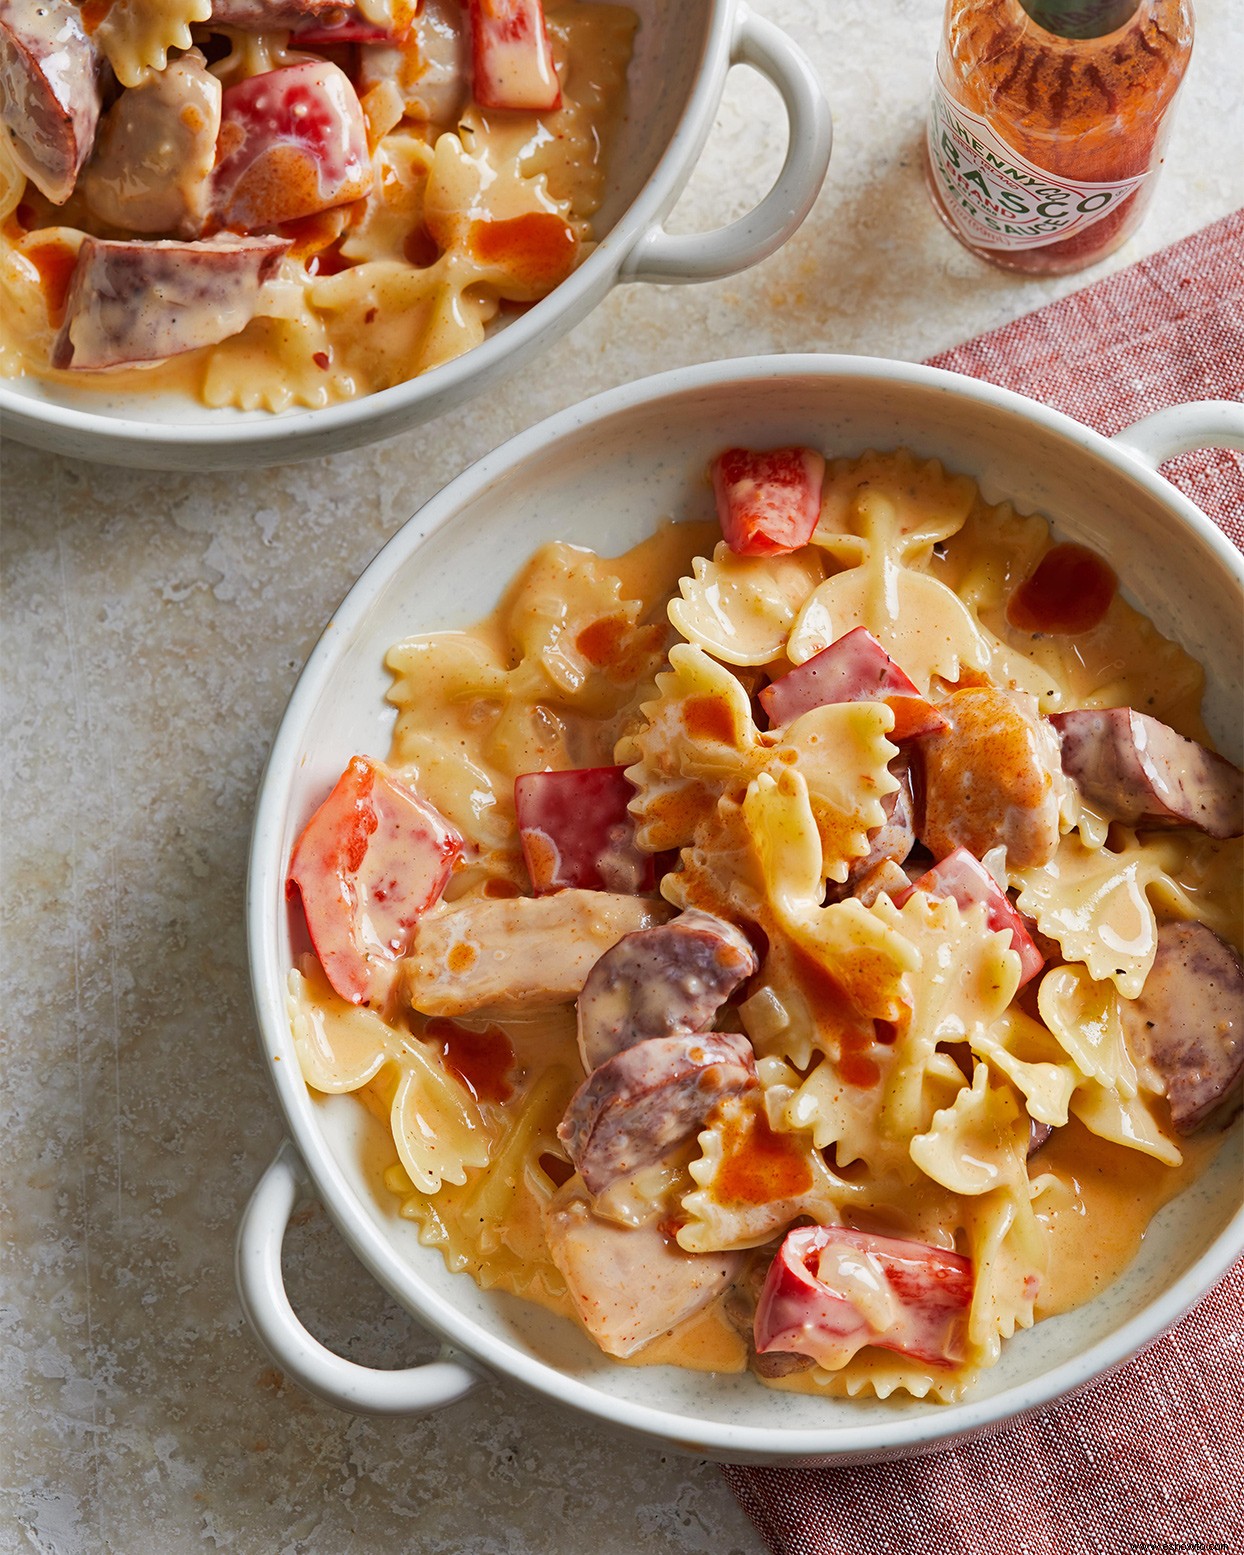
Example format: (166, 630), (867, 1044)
(290, 454), (1241, 1401)
(0, 1), (636, 405)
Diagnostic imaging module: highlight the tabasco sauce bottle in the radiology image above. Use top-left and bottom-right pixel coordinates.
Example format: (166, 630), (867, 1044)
(924, 0), (1194, 274)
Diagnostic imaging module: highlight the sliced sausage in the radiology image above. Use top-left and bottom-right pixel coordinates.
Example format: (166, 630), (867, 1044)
(545, 1192), (743, 1359)
(1051, 708), (1243, 840)
(207, 0), (362, 26)
(575, 908), (758, 1072)
(0, 0), (100, 204)
(403, 890), (671, 1017)
(919, 687), (1064, 870)
(1118, 920), (1243, 1134)
(80, 50), (221, 238)
(51, 234), (290, 370)
(557, 1031), (757, 1197)
(723, 1257), (816, 1377)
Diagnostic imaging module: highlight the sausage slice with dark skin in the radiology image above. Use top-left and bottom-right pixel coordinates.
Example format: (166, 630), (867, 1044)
(0, 0), (100, 204)
(52, 234), (290, 370)
(1119, 920), (1244, 1134)
(1051, 708), (1243, 839)
(557, 1030), (758, 1197)
(575, 908), (758, 1072)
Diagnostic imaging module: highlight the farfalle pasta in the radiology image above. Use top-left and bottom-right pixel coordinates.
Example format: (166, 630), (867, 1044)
(0, 0), (634, 403)
(284, 446), (1243, 1402)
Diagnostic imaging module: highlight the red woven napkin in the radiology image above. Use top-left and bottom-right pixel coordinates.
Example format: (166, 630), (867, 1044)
(721, 211), (1244, 1555)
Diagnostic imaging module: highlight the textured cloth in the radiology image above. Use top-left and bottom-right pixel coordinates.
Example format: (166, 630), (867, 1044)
(721, 211), (1244, 1555)
(929, 208), (1244, 545)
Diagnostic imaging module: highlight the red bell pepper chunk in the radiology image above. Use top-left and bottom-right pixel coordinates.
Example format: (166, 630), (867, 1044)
(895, 847), (1044, 986)
(759, 626), (948, 738)
(214, 61), (373, 231)
(514, 766), (654, 895)
(710, 445), (825, 557)
(287, 755), (462, 1005)
(466, 0), (561, 112)
(754, 1225), (973, 1369)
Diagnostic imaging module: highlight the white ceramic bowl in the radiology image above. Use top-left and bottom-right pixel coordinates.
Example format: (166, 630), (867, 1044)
(0, 1), (829, 473)
(240, 356), (1244, 1465)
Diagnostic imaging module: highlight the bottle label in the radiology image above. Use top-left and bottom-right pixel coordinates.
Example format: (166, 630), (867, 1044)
(927, 77), (1149, 251)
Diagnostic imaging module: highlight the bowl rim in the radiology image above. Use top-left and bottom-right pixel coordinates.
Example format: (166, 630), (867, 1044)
(0, 0), (738, 456)
(247, 352), (1244, 1454)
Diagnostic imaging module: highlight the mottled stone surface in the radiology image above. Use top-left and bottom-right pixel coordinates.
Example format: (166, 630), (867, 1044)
(2, 3), (1241, 1551)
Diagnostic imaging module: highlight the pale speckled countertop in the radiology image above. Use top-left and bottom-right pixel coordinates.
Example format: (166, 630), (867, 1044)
(2, 4), (1242, 1552)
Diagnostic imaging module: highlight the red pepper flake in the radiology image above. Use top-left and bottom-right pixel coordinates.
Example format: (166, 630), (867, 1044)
(312, 351), (330, 370)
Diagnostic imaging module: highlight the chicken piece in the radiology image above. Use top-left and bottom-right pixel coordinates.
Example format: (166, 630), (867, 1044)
(576, 909), (758, 1072)
(51, 233), (290, 370)
(80, 50), (221, 238)
(403, 890), (670, 1016)
(558, 1031), (758, 1197)
(0, 0), (100, 204)
(545, 1192), (742, 1358)
(1118, 920), (1244, 1134)
(1051, 708), (1243, 839)
(920, 687), (1064, 870)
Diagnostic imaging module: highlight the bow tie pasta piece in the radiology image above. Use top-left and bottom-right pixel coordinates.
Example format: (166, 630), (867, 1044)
(815, 450), (978, 558)
(958, 1177), (1048, 1367)
(966, 1007), (1077, 1131)
(289, 963), (392, 1095)
(620, 643), (765, 852)
(668, 544), (826, 667)
(676, 1091), (847, 1255)
(774, 705), (900, 885)
(788, 483), (992, 685)
(1038, 964), (1182, 1167)
(875, 892), (1023, 1147)
(503, 542), (669, 712)
(1013, 832), (1195, 997)
(909, 1061), (1032, 1197)
(91, 0), (211, 89)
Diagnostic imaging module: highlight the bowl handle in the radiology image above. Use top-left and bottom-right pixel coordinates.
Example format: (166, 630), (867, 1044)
(236, 1140), (482, 1416)
(619, 4), (831, 285)
(1111, 400), (1244, 467)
